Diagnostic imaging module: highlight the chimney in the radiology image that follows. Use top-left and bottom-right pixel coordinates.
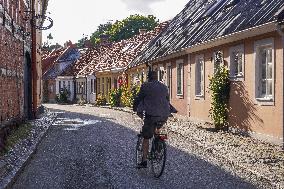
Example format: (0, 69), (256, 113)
(139, 28), (147, 34)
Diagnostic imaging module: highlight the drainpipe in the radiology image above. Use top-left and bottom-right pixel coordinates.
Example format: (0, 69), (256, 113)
(31, 0), (38, 118)
(276, 22), (284, 149)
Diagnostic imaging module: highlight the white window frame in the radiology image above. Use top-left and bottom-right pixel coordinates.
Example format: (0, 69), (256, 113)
(229, 44), (245, 81)
(254, 38), (275, 106)
(176, 59), (184, 97)
(195, 54), (205, 99)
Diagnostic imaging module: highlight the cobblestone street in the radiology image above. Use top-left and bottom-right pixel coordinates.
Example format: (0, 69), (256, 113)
(10, 104), (282, 189)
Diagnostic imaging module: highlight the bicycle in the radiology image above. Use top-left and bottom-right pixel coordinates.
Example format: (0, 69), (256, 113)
(135, 122), (167, 178)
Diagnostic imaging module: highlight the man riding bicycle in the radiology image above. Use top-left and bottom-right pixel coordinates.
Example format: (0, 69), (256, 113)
(133, 70), (171, 168)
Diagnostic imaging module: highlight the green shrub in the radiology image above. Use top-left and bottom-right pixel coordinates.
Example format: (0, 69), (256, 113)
(96, 93), (107, 106)
(56, 87), (70, 103)
(120, 84), (140, 107)
(208, 52), (230, 130)
(109, 88), (122, 107)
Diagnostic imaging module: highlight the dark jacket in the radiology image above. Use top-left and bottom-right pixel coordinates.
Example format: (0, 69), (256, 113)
(133, 80), (170, 118)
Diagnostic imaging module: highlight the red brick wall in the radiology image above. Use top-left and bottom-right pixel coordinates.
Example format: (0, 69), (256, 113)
(0, 0), (32, 124)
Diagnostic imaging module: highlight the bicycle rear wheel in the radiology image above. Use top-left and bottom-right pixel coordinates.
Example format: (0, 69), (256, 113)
(136, 134), (143, 166)
(150, 139), (166, 178)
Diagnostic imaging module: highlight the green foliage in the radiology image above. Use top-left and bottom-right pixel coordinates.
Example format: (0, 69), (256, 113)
(96, 93), (107, 106)
(0, 123), (32, 155)
(120, 84), (140, 107)
(90, 22), (113, 46)
(56, 87), (70, 104)
(77, 36), (88, 48)
(109, 15), (159, 42)
(208, 52), (230, 130)
(90, 14), (159, 45)
(109, 88), (122, 107)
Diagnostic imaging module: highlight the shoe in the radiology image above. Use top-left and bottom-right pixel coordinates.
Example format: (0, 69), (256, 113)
(137, 161), (147, 169)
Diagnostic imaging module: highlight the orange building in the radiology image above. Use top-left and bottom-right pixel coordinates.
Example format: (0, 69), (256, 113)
(129, 0), (284, 146)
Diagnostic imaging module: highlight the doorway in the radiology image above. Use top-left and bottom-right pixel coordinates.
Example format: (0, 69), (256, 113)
(23, 52), (33, 120)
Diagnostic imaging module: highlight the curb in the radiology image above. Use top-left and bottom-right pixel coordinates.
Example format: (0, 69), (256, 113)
(0, 112), (57, 189)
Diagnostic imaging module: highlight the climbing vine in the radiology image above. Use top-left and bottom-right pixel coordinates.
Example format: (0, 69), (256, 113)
(208, 51), (230, 130)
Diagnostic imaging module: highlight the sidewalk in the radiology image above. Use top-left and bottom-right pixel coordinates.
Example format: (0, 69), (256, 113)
(97, 105), (284, 188)
(0, 110), (57, 189)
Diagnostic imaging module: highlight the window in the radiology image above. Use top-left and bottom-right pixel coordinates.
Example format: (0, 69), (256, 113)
(158, 65), (165, 82)
(59, 81), (61, 90)
(229, 44), (244, 79)
(176, 60), (184, 96)
(93, 79), (96, 93)
(213, 51), (223, 74)
(68, 81), (70, 92)
(102, 78), (105, 95)
(114, 78), (117, 89)
(109, 77), (111, 90)
(91, 79), (93, 93)
(195, 54), (205, 97)
(166, 64), (172, 98)
(254, 38), (274, 104)
(97, 78), (100, 94)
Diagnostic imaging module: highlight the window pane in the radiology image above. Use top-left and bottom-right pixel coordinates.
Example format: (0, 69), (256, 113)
(261, 63), (266, 79)
(167, 66), (171, 87)
(232, 52), (238, 75)
(177, 64), (182, 94)
(261, 80), (266, 96)
(267, 48), (272, 63)
(267, 63), (272, 79)
(91, 80), (93, 92)
(196, 62), (201, 95)
(238, 53), (242, 74)
(267, 79), (272, 96)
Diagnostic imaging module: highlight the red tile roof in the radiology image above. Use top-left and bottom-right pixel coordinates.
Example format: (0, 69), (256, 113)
(60, 48), (94, 76)
(64, 21), (169, 77)
(42, 47), (66, 74)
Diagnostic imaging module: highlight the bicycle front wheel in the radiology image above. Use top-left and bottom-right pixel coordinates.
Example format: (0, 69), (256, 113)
(150, 139), (167, 178)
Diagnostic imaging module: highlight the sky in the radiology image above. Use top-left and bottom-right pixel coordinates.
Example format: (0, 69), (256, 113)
(42, 0), (189, 46)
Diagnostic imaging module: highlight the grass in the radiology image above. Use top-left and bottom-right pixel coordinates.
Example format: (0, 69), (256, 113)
(0, 123), (33, 156)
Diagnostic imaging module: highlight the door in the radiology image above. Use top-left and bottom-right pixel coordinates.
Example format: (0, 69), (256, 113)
(23, 52), (33, 120)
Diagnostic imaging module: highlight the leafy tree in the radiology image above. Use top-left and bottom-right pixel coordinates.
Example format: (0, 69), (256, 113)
(109, 15), (159, 42)
(90, 22), (113, 45)
(76, 36), (88, 48)
(90, 15), (159, 46)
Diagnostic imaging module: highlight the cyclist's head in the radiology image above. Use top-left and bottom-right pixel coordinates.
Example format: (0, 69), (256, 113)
(147, 71), (158, 81)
